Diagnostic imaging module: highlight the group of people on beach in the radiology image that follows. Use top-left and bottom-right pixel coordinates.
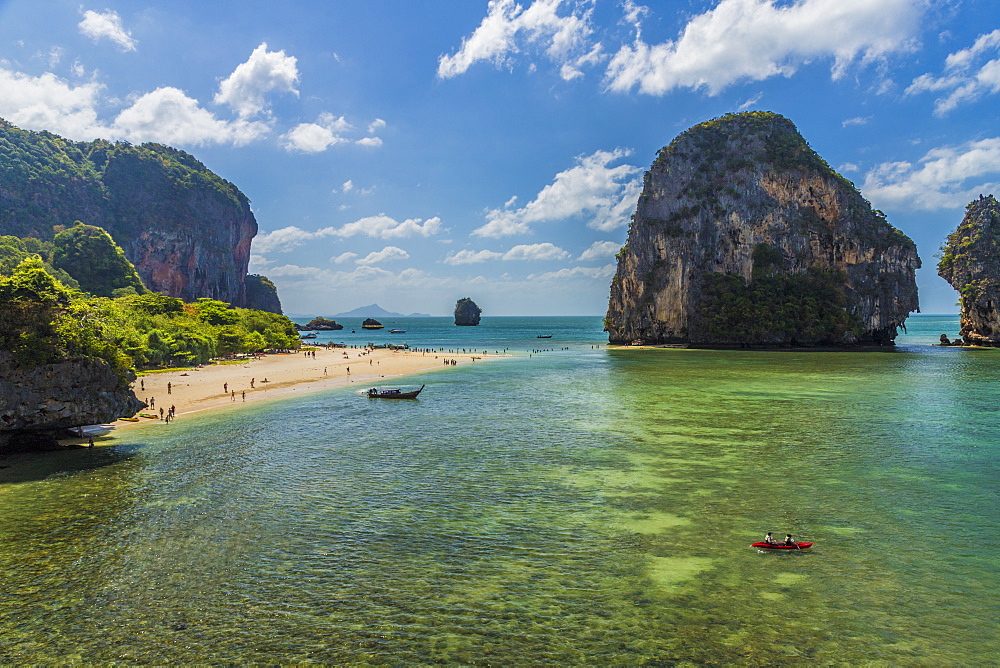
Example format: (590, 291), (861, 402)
(763, 532), (798, 546)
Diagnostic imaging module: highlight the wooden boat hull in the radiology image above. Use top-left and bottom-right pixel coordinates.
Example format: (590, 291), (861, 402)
(367, 384), (424, 399)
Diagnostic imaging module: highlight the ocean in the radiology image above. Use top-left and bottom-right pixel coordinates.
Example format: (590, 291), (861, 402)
(1, 314), (997, 664)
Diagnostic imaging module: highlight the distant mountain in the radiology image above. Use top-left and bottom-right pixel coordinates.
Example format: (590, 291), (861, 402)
(331, 304), (432, 318)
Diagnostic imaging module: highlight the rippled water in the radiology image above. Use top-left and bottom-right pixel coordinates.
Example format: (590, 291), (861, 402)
(1, 315), (997, 663)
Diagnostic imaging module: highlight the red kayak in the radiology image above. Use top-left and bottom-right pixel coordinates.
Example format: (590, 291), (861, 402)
(752, 542), (813, 550)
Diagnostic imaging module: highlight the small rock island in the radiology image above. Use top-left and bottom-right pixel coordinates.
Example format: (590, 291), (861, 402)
(297, 317), (344, 331)
(938, 194), (1000, 346)
(605, 112), (920, 347)
(454, 298), (482, 326)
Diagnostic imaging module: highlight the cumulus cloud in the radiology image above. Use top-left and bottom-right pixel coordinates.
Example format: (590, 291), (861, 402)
(604, 0), (922, 96)
(355, 136), (383, 147)
(282, 113), (351, 152)
(527, 263), (616, 280)
(438, 0), (600, 80)
(578, 240), (621, 261)
(78, 9), (137, 51)
(473, 148), (641, 237)
(331, 252), (358, 264)
(444, 243), (570, 264)
(906, 29), (1000, 115)
(254, 216), (444, 253)
(0, 66), (111, 139)
(113, 86), (269, 146)
(214, 42), (299, 118)
(356, 246), (410, 265)
(862, 137), (1000, 210)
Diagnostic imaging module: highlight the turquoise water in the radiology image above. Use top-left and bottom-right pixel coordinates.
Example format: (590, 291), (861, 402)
(1, 315), (997, 663)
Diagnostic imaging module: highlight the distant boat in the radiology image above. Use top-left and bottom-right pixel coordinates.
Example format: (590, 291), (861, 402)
(389, 328), (406, 333)
(300, 332), (318, 339)
(537, 334), (553, 338)
(367, 385), (424, 399)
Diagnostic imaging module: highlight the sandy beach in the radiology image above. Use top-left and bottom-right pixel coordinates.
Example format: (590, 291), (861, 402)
(114, 345), (497, 431)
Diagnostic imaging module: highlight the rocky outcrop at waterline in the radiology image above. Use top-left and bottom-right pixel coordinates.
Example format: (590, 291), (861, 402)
(938, 194), (1000, 345)
(0, 352), (144, 450)
(454, 298), (482, 326)
(605, 112), (921, 347)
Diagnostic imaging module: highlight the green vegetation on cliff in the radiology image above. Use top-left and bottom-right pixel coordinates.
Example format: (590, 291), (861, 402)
(0, 258), (299, 373)
(52, 222), (147, 297)
(938, 195), (1000, 302)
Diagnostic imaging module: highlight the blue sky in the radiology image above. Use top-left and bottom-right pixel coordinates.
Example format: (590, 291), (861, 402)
(0, 0), (998, 316)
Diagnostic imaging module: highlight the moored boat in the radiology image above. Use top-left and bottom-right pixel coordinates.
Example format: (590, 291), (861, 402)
(367, 384), (424, 399)
(389, 329), (406, 333)
(751, 541), (813, 550)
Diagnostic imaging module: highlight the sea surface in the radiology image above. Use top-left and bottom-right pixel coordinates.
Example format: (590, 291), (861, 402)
(1, 315), (997, 664)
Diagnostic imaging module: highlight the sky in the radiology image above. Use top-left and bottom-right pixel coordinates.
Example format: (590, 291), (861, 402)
(0, 0), (998, 316)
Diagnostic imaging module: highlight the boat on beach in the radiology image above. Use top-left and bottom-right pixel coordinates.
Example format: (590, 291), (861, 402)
(367, 385), (424, 399)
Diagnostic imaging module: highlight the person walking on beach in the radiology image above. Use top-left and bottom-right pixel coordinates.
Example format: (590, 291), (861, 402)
(167, 382), (171, 394)
(242, 391), (245, 402)
(224, 382), (228, 393)
(231, 390), (235, 402)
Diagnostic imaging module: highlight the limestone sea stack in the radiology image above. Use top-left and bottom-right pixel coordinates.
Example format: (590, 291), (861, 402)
(937, 194), (1000, 345)
(454, 298), (482, 326)
(605, 112), (920, 347)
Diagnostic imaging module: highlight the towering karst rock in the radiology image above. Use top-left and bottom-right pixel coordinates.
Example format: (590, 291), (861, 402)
(937, 194), (1000, 345)
(454, 297), (482, 326)
(0, 119), (268, 308)
(605, 112), (920, 347)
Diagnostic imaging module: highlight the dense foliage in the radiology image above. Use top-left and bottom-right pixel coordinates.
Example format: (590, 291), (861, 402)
(52, 222), (146, 297)
(244, 273), (283, 314)
(0, 118), (248, 244)
(697, 267), (863, 345)
(0, 235), (79, 288)
(0, 258), (299, 372)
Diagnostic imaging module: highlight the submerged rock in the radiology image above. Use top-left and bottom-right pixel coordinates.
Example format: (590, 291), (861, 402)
(605, 112), (920, 347)
(938, 194), (1000, 345)
(454, 298), (482, 326)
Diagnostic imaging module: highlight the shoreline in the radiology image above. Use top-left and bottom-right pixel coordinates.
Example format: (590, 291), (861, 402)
(77, 346), (501, 443)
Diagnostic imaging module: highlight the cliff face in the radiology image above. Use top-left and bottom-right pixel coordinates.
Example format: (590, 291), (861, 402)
(938, 195), (1000, 345)
(0, 120), (257, 306)
(605, 112), (920, 346)
(0, 352), (144, 449)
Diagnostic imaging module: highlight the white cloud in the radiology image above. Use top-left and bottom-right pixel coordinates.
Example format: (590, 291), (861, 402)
(578, 240), (621, 261)
(862, 137), (1000, 210)
(906, 29), (1000, 115)
(78, 9), (137, 52)
(605, 0), (922, 96)
(341, 180), (354, 193)
(113, 86), (269, 146)
(367, 118), (386, 133)
(838, 162), (859, 173)
(438, 0), (599, 80)
(282, 113), (351, 152)
(214, 42), (299, 119)
(331, 252), (358, 264)
(527, 263), (616, 281)
(356, 246), (410, 265)
(332, 215), (444, 239)
(444, 243), (570, 264)
(0, 65), (111, 139)
(355, 136), (383, 147)
(255, 216), (444, 254)
(738, 91), (763, 110)
(473, 148), (641, 237)
(842, 116), (871, 127)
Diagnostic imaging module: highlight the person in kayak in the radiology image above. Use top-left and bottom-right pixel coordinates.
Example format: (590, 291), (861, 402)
(763, 532), (776, 544)
(783, 534), (795, 546)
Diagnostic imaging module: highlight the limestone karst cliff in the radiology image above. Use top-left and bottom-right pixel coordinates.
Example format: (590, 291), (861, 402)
(605, 112), (920, 347)
(938, 194), (1000, 345)
(454, 298), (482, 326)
(0, 118), (268, 308)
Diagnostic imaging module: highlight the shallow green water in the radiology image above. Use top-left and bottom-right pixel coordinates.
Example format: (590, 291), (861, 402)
(1, 316), (997, 663)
